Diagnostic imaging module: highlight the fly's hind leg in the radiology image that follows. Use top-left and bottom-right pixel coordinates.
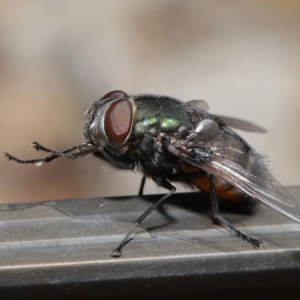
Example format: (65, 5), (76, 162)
(208, 175), (264, 250)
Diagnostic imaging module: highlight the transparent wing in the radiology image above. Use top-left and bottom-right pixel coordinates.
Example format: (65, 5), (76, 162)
(165, 124), (300, 223)
(200, 154), (300, 223)
(214, 115), (267, 133)
(186, 99), (266, 133)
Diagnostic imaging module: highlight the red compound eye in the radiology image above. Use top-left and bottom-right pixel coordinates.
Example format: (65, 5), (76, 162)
(104, 99), (132, 145)
(101, 90), (128, 101)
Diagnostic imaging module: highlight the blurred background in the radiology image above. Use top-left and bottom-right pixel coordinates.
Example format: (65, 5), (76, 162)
(0, 0), (299, 203)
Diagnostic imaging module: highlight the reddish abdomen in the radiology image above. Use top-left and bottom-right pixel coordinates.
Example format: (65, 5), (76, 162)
(182, 165), (245, 201)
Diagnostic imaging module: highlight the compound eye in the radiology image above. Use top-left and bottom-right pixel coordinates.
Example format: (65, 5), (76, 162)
(104, 99), (132, 145)
(101, 90), (128, 101)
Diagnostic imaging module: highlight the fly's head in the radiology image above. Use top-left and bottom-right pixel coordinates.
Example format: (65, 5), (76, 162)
(83, 90), (137, 154)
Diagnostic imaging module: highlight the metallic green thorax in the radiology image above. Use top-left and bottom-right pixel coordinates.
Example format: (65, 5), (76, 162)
(134, 95), (190, 134)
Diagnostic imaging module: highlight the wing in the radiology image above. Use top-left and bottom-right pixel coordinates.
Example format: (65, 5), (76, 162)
(164, 119), (300, 223)
(214, 115), (267, 133)
(186, 99), (266, 133)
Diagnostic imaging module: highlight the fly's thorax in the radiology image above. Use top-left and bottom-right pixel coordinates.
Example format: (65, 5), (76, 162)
(133, 95), (192, 136)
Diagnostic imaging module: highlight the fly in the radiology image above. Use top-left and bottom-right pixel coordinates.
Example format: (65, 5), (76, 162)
(3, 90), (300, 257)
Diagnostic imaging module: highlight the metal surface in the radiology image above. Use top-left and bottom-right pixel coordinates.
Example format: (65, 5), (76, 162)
(0, 187), (300, 299)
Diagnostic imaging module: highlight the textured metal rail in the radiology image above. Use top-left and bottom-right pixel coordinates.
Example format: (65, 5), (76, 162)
(0, 187), (300, 299)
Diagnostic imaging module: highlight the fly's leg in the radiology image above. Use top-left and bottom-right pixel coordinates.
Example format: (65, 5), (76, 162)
(111, 176), (176, 257)
(208, 175), (264, 249)
(31, 142), (76, 154)
(138, 175), (176, 222)
(3, 142), (95, 165)
(31, 142), (95, 159)
(138, 176), (146, 196)
(3, 145), (77, 165)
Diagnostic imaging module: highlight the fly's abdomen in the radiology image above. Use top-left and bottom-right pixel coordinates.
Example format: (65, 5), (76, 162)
(180, 164), (246, 201)
(193, 175), (245, 201)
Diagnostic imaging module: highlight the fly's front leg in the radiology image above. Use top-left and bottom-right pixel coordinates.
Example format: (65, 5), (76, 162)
(111, 175), (176, 257)
(3, 143), (78, 165)
(208, 175), (264, 249)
